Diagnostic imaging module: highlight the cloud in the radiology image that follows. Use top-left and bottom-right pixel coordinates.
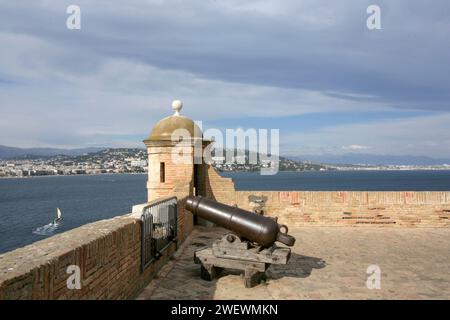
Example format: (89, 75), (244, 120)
(343, 144), (371, 150)
(0, 50), (389, 148)
(281, 113), (450, 158)
(2, 0), (450, 108)
(0, 0), (449, 156)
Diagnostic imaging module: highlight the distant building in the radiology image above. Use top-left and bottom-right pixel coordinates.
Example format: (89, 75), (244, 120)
(130, 160), (147, 167)
(211, 156), (225, 164)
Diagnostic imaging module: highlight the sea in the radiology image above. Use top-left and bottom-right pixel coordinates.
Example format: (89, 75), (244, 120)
(1, 170), (450, 254)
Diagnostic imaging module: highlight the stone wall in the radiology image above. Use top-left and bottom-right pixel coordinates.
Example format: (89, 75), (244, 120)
(146, 143), (195, 202)
(0, 202), (191, 299)
(205, 167), (450, 227)
(234, 191), (450, 227)
(173, 182), (195, 243)
(204, 165), (236, 203)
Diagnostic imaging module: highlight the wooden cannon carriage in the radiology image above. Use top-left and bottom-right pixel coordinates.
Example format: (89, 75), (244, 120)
(185, 196), (296, 288)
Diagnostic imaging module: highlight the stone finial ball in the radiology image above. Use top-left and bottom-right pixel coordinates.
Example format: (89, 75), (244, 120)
(172, 100), (183, 114)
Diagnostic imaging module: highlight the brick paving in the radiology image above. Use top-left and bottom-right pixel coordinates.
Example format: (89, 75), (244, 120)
(137, 226), (450, 300)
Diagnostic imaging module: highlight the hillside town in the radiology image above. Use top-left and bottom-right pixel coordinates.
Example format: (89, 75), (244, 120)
(0, 149), (148, 178)
(1, 148), (449, 178)
(0, 148), (327, 178)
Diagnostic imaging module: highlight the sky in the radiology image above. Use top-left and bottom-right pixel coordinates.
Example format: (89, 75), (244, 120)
(0, 0), (449, 158)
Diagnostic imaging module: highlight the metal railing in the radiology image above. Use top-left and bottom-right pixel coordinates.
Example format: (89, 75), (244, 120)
(140, 196), (178, 272)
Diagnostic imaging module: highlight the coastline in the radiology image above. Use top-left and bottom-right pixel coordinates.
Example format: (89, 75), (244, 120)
(219, 168), (450, 174)
(0, 172), (147, 180)
(3, 168), (450, 180)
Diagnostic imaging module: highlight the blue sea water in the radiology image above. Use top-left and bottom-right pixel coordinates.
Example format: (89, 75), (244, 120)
(0, 174), (146, 254)
(221, 170), (450, 191)
(1, 170), (450, 254)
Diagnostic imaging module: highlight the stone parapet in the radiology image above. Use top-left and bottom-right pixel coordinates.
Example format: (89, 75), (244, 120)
(234, 191), (450, 227)
(0, 213), (177, 299)
(202, 167), (450, 228)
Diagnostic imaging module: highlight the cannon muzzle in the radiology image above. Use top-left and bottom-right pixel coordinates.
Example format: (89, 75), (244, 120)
(185, 196), (296, 247)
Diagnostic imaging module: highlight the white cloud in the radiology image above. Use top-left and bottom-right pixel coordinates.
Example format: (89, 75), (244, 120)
(0, 51), (389, 148)
(282, 113), (450, 157)
(0, 0), (449, 156)
(343, 144), (371, 150)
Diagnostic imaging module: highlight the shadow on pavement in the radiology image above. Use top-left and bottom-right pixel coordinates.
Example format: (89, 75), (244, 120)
(267, 253), (327, 280)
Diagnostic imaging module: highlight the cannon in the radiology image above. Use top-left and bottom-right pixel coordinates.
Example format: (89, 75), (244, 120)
(186, 196), (295, 247)
(185, 196), (297, 288)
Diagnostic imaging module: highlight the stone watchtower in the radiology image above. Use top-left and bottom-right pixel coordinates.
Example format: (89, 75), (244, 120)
(142, 100), (212, 236)
(143, 100), (207, 202)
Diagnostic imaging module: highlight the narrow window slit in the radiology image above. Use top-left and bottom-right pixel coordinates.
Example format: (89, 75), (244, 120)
(160, 162), (165, 183)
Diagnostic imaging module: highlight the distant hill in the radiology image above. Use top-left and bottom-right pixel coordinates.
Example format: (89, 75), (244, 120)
(210, 148), (326, 171)
(0, 145), (106, 159)
(3, 145), (449, 166)
(289, 153), (450, 166)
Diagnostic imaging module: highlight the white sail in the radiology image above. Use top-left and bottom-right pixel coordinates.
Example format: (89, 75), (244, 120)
(56, 208), (62, 219)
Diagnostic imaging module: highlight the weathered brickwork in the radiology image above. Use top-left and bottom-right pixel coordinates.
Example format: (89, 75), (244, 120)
(204, 165), (236, 203)
(204, 166), (450, 227)
(146, 143), (194, 202)
(145, 142), (196, 243)
(0, 214), (176, 300)
(233, 191), (450, 227)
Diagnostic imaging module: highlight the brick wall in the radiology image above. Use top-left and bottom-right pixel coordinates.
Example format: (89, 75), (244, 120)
(204, 167), (450, 227)
(204, 165), (236, 203)
(173, 182), (194, 243)
(233, 191), (450, 227)
(145, 142), (195, 243)
(146, 144), (194, 202)
(0, 213), (179, 299)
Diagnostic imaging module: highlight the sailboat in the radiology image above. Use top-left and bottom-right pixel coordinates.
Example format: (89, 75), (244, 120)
(33, 208), (62, 236)
(52, 208), (62, 225)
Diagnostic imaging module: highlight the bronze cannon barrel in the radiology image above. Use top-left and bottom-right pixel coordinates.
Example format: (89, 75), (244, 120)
(185, 196), (296, 247)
